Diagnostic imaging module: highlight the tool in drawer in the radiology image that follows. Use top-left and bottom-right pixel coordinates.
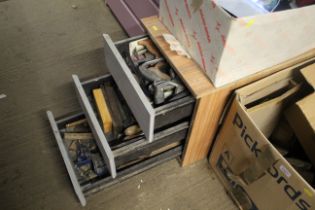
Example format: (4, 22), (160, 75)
(129, 38), (160, 66)
(138, 58), (185, 105)
(64, 133), (94, 141)
(62, 117), (144, 184)
(93, 88), (113, 134)
(91, 81), (144, 143)
(62, 118), (91, 133)
(66, 118), (88, 128)
(101, 83), (135, 138)
(124, 38), (188, 106)
(137, 39), (161, 58)
(124, 124), (142, 136)
(64, 129), (108, 182)
(139, 58), (172, 81)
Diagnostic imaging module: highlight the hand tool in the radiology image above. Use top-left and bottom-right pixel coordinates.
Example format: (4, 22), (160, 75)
(66, 118), (88, 128)
(93, 88), (113, 134)
(102, 83), (135, 138)
(139, 58), (171, 81)
(76, 163), (97, 182)
(124, 124), (142, 136)
(91, 154), (106, 176)
(130, 38), (160, 59)
(63, 118), (91, 133)
(64, 133), (94, 141)
(132, 52), (155, 67)
(62, 126), (91, 133)
(151, 80), (185, 105)
(74, 141), (106, 181)
(139, 58), (185, 104)
(76, 144), (92, 167)
(129, 38), (160, 67)
(137, 39), (161, 58)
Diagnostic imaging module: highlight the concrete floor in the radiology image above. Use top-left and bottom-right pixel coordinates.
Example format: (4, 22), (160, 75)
(0, 0), (237, 209)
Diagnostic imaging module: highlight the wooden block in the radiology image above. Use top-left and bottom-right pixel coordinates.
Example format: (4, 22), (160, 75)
(93, 88), (113, 134)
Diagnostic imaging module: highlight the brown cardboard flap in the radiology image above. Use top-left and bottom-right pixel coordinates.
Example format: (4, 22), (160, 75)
(297, 93), (315, 131)
(285, 93), (315, 166)
(247, 81), (301, 137)
(301, 63), (315, 88)
(285, 65), (315, 166)
(241, 79), (291, 106)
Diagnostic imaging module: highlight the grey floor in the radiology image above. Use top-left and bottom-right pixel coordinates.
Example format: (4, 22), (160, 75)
(0, 0), (237, 209)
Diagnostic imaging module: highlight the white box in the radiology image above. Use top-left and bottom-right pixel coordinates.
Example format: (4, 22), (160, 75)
(159, 0), (315, 87)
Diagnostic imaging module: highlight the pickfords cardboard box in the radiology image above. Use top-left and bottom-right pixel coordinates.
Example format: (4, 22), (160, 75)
(209, 59), (315, 210)
(286, 64), (315, 167)
(159, 0), (315, 87)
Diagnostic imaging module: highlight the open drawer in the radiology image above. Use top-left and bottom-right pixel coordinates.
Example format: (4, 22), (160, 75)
(72, 74), (190, 178)
(47, 111), (183, 206)
(103, 34), (195, 142)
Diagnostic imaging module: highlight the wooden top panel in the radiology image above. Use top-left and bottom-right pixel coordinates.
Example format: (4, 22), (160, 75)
(141, 16), (214, 98)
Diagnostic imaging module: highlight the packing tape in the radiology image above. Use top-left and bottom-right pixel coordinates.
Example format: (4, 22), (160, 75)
(304, 188), (314, 198)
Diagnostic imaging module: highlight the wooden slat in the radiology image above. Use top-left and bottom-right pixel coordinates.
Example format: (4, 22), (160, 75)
(93, 88), (113, 134)
(142, 16), (315, 166)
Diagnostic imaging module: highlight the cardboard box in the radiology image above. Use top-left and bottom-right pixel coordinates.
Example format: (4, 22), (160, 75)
(159, 0), (315, 87)
(209, 60), (315, 210)
(286, 64), (315, 167)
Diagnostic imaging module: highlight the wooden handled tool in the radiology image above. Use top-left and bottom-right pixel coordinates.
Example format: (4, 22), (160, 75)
(66, 118), (88, 128)
(138, 39), (161, 58)
(93, 88), (113, 134)
(64, 133), (94, 141)
(102, 83), (136, 139)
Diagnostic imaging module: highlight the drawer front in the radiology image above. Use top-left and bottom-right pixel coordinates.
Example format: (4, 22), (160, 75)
(113, 122), (189, 169)
(82, 146), (182, 196)
(155, 97), (195, 129)
(46, 111), (87, 206)
(72, 74), (117, 178)
(103, 34), (155, 142)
